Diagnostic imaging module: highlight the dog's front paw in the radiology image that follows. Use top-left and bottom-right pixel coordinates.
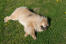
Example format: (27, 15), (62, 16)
(33, 36), (37, 40)
(24, 33), (28, 37)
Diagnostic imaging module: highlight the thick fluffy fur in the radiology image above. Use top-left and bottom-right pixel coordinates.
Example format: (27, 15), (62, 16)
(4, 7), (48, 40)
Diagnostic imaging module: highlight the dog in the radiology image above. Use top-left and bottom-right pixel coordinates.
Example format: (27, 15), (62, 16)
(4, 7), (49, 40)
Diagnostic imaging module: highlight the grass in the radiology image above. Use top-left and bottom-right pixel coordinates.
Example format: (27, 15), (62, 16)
(0, 0), (66, 44)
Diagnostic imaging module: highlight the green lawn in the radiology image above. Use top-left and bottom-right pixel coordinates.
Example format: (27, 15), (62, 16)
(0, 0), (66, 44)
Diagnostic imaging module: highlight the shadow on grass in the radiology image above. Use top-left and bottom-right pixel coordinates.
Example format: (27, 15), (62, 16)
(48, 17), (51, 27)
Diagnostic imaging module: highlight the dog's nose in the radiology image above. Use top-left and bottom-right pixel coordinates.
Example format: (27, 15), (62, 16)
(44, 27), (47, 30)
(41, 26), (47, 30)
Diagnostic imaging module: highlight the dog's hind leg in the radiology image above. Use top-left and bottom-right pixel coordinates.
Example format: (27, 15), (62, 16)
(4, 8), (20, 22)
(4, 16), (11, 22)
(4, 13), (18, 22)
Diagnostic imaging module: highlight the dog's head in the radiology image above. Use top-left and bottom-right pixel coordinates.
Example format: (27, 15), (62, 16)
(40, 17), (49, 30)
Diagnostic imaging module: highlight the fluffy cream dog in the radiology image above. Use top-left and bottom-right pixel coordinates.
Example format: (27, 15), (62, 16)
(4, 7), (49, 40)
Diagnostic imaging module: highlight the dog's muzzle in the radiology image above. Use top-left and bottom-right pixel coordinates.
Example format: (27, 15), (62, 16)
(41, 26), (47, 30)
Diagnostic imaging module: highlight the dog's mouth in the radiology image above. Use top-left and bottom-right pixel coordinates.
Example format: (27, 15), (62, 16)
(41, 26), (47, 30)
